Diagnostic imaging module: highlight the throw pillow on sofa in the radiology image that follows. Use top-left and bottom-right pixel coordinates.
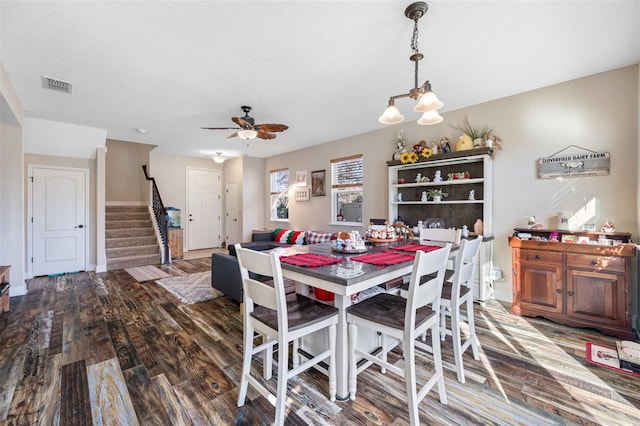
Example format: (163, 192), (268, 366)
(306, 230), (334, 244)
(273, 228), (306, 245)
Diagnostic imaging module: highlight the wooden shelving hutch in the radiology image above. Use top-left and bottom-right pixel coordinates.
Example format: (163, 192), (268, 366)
(387, 148), (494, 303)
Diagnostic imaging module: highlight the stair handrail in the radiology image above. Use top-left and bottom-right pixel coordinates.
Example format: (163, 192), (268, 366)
(142, 164), (170, 263)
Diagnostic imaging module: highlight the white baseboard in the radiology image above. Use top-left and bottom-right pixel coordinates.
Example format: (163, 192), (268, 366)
(10, 281), (27, 297)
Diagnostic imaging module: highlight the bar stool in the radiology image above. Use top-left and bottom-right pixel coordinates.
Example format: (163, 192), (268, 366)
(235, 245), (339, 424)
(346, 244), (452, 426)
(440, 235), (482, 383)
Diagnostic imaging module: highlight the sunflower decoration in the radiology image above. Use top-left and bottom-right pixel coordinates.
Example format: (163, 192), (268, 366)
(401, 151), (418, 164)
(421, 147), (433, 158)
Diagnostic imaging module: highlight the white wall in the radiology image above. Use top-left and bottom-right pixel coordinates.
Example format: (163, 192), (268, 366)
(24, 117), (106, 159)
(149, 151), (223, 250)
(265, 65), (639, 306)
(241, 156), (265, 238)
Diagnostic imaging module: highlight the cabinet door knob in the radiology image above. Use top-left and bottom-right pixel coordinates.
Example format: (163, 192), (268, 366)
(556, 289), (562, 294)
(567, 291), (574, 296)
(591, 260), (598, 265)
(535, 254), (541, 259)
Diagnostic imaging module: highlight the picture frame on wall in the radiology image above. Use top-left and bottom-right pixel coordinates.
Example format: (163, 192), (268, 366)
(294, 186), (310, 201)
(311, 169), (326, 196)
(295, 170), (308, 185)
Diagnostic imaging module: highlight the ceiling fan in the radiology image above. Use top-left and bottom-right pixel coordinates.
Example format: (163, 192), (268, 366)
(201, 106), (289, 140)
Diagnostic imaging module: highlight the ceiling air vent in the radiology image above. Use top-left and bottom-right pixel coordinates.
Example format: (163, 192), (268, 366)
(41, 75), (72, 94)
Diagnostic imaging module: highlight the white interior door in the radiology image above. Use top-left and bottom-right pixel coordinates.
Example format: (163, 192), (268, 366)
(225, 182), (239, 246)
(187, 168), (221, 250)
(32, 166), (87, 276)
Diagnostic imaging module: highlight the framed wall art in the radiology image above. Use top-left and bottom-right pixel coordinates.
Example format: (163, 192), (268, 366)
(295, 170), (308, 185)
(311, 169), (326, 196)
(294, 186), (310, 201)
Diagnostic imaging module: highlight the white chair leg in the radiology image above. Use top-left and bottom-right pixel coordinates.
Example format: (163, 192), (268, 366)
(274, 341), (289, 425)
(451, 305), (465, 383)
(403, 338), (420, 426)
(431, 324), (448, 405)
(263, 334), (273, 380)
(466, 297), (480, 360)
(440, 307), (447, 341)
(380, 333), (387, 374)
(237, 322), (254, 407)
(328, 324), (337, 402)
(348, 323), (358, 400)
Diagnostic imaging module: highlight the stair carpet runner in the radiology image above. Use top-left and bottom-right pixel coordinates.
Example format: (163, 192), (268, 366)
(105, 205), (161, 270)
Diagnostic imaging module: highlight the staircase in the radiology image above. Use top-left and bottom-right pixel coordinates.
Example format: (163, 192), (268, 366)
(106, 205), (162, 270)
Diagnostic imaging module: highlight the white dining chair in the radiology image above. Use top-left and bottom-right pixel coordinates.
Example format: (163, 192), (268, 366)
(440, 235), (483, 383)
(235, 245), (339, 424)
(346, 244), (452, 426)
(419, 227), (462, 245)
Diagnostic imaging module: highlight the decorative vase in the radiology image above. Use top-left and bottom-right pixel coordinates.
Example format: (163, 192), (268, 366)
(473, 219), (484, 236)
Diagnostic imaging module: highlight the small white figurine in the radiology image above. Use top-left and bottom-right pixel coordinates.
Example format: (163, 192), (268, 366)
(415, 173), (422, 182)
(434, 170), (443, 183)
(397, 193), (403, 202)
(421, 191), (428, 202)
(462, 225), (469, 238)
(468, 189), (475, 200)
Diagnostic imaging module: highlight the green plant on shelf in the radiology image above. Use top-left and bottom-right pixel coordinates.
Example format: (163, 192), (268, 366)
(426, 188), (448, 200)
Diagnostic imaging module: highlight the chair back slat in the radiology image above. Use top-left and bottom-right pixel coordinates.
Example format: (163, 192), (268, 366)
(235, 245), (285, 313)
(451, 236), (483, 298)
(405, 244), (452, 329)
(419, 228), (462, 244)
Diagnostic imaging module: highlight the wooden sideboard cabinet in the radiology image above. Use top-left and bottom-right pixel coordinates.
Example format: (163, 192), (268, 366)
(509, 229), (635, 339)
(168, 228), (184, 259)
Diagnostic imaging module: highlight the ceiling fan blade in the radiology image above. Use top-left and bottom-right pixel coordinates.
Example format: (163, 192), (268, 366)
(232, 117), (253, 128)
(255, 123), (289, 133)
(256, 131), (276, 140)
(227, 132), (239, 139)
(201, 127), (240, 130)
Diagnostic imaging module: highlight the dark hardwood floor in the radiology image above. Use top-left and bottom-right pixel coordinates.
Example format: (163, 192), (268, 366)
(1, 257), (639, 425)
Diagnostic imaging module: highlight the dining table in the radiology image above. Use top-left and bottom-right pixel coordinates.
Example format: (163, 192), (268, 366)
(274, 239), (453, 401)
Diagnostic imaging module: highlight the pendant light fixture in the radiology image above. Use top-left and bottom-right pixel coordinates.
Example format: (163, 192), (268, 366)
(379, 2), (443, 125)
(237, 129), (258, 140)
(212, 152), (225, 163)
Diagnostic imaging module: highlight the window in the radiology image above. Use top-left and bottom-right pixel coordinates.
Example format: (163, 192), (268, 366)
(270, 168), (289, 221)
(331, 155), (363, 225)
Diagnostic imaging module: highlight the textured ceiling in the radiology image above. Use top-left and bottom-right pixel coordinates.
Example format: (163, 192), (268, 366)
(1, 1), (639, 160)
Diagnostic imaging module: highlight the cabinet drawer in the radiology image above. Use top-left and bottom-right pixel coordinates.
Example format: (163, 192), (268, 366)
(567, 253), (625, 273)
(520, 250), (563, 264)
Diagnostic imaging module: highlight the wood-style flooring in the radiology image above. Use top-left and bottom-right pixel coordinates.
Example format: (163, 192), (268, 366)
(1, 257), (639, 425)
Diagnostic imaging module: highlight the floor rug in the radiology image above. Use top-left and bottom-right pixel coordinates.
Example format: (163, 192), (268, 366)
(585, 342), (640, 377)
(125, 265), (170, 282)
(155, 271), (222, 304)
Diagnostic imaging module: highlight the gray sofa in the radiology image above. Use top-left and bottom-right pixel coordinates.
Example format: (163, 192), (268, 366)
(211, 229), (335, 303)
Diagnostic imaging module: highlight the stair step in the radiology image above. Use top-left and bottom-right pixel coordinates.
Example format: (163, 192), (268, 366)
(106, 220), (153, 230)
(107, 254), (162, 271)
(106, 212), (151, 221)
(106, 236), (158, 249)
(106, 228), (155, 239)
(106, 245), (159, 259)
(106, 205), (148, 213)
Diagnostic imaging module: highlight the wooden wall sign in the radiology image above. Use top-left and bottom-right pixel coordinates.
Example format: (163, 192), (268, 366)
(538, 151), (610, 179)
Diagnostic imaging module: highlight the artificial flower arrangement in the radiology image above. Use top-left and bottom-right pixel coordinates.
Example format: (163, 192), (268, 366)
(426, 188), (448, 200)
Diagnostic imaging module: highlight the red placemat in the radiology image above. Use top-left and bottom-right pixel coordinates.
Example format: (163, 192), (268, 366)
(391, 243), (442, 253)
(280, 253), (342, 268)
(352, 251), (414, 266)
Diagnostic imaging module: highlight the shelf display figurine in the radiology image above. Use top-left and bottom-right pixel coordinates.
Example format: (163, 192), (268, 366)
(468, 189), (475, 200)
(474, 218), (484, 236)
(397, 193), (403, 202)
(601, 220), (615, 233)
(461, 225), (469, 238)
(421, 191), (428, 202)
(433, 170), (443, 182)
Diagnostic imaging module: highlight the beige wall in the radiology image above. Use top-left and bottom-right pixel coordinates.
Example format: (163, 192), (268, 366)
(265, 65), (639, 304)
(105, 139), (156, 203)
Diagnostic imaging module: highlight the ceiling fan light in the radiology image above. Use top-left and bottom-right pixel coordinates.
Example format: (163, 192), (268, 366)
(237, 129), (258, 140)
(212, 152), (225, 163)
(379, 104), (405, 124)
(417, 110), (443, 125)
(414, 91), (443, 112)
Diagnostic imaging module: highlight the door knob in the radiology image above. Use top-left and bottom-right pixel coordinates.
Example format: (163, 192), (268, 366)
(75, 224), (84, 228)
